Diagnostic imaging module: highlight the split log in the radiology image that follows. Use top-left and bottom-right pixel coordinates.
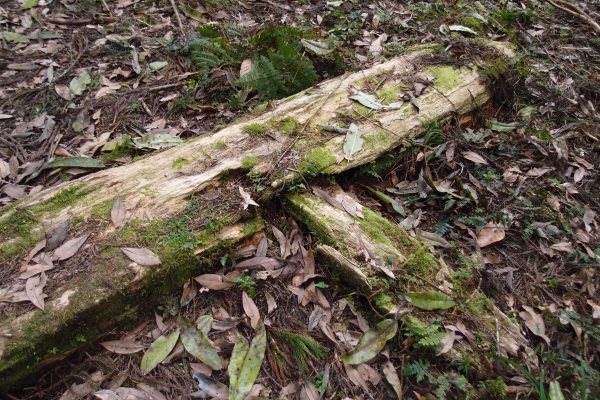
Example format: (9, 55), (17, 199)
(0, 42), (516, 392)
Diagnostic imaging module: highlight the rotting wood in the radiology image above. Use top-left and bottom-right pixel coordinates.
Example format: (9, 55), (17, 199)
(0, 42), (516, 392)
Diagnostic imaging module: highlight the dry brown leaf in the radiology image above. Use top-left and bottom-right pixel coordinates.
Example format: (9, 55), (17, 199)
(271, 226), (289, 259)
(343, 363), (369, 392)
(239, 59), (253, 78)
(121, 247), (161, 266)
(242, 291), (260, 328)
(194, 274), (234, 290)
(53, 234), (89, 261)
(19, 265), (53, 279)
(300, 378), (319, 400)
(463, 151), (488, 164)
(3, 183), (26, 199)
(477, 222), (505, 248)
(519, 305), (550, 345)
(111, 196), (126, 228)
(308, 305), (325, 331)
(235, 257), (281, 271)
(100, 340), (146, 354)
(239, 186), (258, 210)
(312, 187), (344, 211)
(526, 167), (552, 177)
(550, 242), (574, 253)
(25, 271), (47, 310)
(436, 328), (456, 355)
(47, 219), (71, 251)
(304, 248), (315, 275)
(24, 239), (46, 267)
(381, 360), (402, 399)
(265, 292), (277, 314)
(256, 236), (268, 257)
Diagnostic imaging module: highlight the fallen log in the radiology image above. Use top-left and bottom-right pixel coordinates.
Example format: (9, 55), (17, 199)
(0, 42), (516, 392)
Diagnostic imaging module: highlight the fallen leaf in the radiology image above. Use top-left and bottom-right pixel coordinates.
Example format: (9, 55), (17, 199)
(463, 151), (488, 164)
(436, 329), (456, 355)
(349, 89), (382, 110)
(519, 305), (551, 345)
(381, 360), (402, 399)
(341, 319), (398, 364)
(235, 257), (280, 271)
(300, 378), (319, 400)
(53, 234), (89, 261)
(3, 183), (26, 199)
(100, 340), (145, 354)
(110, 196), (126, 228)
(477, 222), (505, 247)
(301, 38), (335, 55)
(115, 387), (152, 399)
(404, 291), (455, 310)
(239, 186), (259, 210)
(93, 389), (119, 400)
(239, 59), (253, 78)
(193, 372), (228, 399)
(526, 168), (552, 177)
(47, 157), (105, 169)
(271, 226), (289, 258)
(140, 329), (180, 373)
(55, 84), (73, 100)
(265, 292), (277, 314)
(229, 320), (267, 400)
(69, 71), (91, 96)
(132, 134), (182, 150)
(343, 123), (365, 161)
(365, 186), (405, 217)
(194, 274), (234, 290)
(121, 247), (161, 266)
(550, 242), (574, 253)
(25, 271), (47, 310)
(180, 316), (222, 370)
(242, 291), (260, 329)
(47, 219), (70, 251)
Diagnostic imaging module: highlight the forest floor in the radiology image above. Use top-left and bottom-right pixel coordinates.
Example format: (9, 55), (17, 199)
(1, 0), (600, 399)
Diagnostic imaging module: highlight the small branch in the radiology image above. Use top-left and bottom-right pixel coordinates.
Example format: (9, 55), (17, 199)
(169, 0), (185, 36)
(45, 18), (93, 25)
(546, 0), (600, 35)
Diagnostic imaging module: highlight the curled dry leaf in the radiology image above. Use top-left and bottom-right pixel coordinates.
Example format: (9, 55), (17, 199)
(462, 151), (488, 164)
(53, 234), (89, 261)
(265, 292), (277, 314)
(111, 196), (126, 228)
(121, 247), (161, 266)
(100, 340), (146, 354)
(519, 305), (551, 345)
(477, 222), (505, 248)
(242, 291), (260, 329)
(235, 257), (281, 271)
(47, 219), (70, 251)
(194, 274), (234, 290)
(26, 271), (47, 310)
(239, 186), (258, 210)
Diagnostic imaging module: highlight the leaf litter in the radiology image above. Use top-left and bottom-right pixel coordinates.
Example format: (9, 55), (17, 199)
(2, 0), (600, 398)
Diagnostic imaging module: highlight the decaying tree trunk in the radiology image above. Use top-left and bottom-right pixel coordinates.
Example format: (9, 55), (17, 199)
(0, 42), (518, 392)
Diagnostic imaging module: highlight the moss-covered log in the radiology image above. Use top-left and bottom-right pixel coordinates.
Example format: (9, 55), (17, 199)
(0, 42), (515, 392)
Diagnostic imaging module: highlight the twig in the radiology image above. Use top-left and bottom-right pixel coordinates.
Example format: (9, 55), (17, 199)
(545, 0), (600, 35)
(100, 0), (112, 15)
(45, 18), (93, 25)
(169, 0), (185, 35)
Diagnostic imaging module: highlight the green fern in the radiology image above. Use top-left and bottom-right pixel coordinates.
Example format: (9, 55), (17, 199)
(403, 316), (446, 350)
(274, 329), (327, 373)
(404, 359), (431, 382)
(235, 27), (317, 100)
(189, 37), (239, 88)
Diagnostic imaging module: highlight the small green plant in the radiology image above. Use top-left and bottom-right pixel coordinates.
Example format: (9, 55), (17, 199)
(402, 316), (446, 350)
(315, 281), (329, 289)
(171, 94), (195, 113)
(274, 329), (327, 373)
(241, 156), (260, 170)
(404, 359), (463, 400)
(233, 275), (257, 298)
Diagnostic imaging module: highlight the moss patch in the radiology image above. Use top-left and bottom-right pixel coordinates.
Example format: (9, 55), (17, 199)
(172, 157), (191, 169)
(362, 130), (389, 152)
(279, 116), (301, 135)
(241, 156), (260, 171)
(29, 184), (92, 216)
(242, 122), (269, 134)
(90, 198), (114, 219)
(425, 66), (464, 91)
(377, 84), (401, 104)
(0, 209), (42, 262)
(299, 147), (337, 175)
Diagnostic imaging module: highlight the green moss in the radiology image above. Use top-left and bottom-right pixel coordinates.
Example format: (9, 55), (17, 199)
(359, 208), (410, 251)
(251, 103), (268, 115)
(280, 116), (301, 135)
(352, 102), (370, 115)
(457, 16), (485, 33)
(425, 66), (464, 91)
(377, 84), (401, 104)
(209, 140), (227, 151)
(241, 156), (260, 171)
(284, 194), (337, 248)
(404, 243), (437, 276)
(293, 139), (308, 150)
(172, 157), (191, 169)
(362, 131), (389, 151)
(483, 377), (508, 399)
(29, 184), (91, 216)
(0, 209), (42, 262)
(242, 122), (269, 134)
(90, 199), (114, 218)
(299, 147), (336, 175)
(374, 293), (395, 313)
